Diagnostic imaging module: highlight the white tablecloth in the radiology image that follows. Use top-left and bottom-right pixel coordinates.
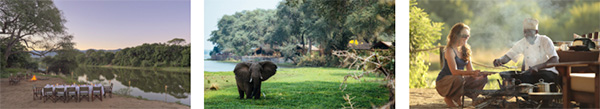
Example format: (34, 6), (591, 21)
(42, 84), (104, 96)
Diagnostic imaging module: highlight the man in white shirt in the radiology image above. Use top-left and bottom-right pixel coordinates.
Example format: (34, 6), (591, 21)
(493, 18), (560, 92)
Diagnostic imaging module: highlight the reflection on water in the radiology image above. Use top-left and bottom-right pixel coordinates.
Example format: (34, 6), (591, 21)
(72, 66), (190, 105)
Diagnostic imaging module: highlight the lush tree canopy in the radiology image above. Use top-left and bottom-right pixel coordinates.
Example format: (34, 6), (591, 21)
(0, 0), (71, 68)
(108, 40), (190, 67)
(209, 0), (395, 62)
(42, 35), (78, 74)
(209, 9), (276, 56)
(75, 38), (191, 68)
(0, 39), (36, 69)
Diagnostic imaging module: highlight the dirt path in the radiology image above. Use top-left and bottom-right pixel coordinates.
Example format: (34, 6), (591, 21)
(410, 88), (475, 108)
(0, 76), (189, 109)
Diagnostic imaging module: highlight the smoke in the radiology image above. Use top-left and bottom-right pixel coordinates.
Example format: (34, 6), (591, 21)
(467, 0), (561, 51)
(419, 0), (573, 66)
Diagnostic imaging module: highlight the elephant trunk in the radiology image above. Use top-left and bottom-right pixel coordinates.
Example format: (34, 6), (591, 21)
(251, 76), (262, 99)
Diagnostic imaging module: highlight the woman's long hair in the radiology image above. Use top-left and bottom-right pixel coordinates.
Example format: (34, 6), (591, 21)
(445, 23), (471, 61)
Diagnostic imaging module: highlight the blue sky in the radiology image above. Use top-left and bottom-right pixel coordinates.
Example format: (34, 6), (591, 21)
(204, 0), (281, 51)
(54, 0), (190, 50)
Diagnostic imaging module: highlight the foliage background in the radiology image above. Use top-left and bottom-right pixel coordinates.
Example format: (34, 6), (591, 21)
(410, 0), (600, 88)
(409, 0), (443, 88)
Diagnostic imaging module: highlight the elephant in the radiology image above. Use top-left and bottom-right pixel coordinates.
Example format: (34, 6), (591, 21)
(233, 61), (277, 99)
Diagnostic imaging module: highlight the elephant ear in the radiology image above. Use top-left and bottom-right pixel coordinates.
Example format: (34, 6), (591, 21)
(233, 62), (251, 77)
(259, 61), (277, 81)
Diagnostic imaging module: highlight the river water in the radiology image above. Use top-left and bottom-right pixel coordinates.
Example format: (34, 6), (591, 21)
(71, 66), (190, 105)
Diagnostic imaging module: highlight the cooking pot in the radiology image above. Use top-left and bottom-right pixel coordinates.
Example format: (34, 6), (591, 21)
(517, 83), (535, 93)
(534, 79), (554, 92)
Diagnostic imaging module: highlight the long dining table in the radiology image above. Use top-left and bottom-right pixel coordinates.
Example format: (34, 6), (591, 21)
(41, 84), (105, 96)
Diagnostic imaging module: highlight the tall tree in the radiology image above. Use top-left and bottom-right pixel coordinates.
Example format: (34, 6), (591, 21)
(209, 9), (276, 56)
(42, 35), (78, 74)
(0, 38), (32, 68)
(0, 0), (67, 67)
(311, 0), (353, 53)
(167, 38), (186, 46)
(345, 0), (395, 43)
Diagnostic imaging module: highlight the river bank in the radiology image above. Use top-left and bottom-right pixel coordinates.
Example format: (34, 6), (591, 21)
(0, 74), (189, 108)
(82, 65), (190, 73)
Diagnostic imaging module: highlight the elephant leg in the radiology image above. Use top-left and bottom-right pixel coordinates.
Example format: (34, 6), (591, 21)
(237, 85), (244, 99)
(253, 82), (262, 99)
(245, 86), (253, 99)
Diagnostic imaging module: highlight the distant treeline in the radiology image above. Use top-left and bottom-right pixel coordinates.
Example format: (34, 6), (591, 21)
(76, 43), (190, 67)
(209, 0), (395, 58)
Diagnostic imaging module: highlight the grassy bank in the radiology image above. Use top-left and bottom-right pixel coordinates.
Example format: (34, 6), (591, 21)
(82, 65), (190, 72)
(0, 68), (29, 78)
(0, 68), (84, 84)
(204, 67), (390, 108)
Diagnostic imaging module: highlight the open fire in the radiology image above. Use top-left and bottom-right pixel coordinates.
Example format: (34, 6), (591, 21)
(30, 75), (37, 81)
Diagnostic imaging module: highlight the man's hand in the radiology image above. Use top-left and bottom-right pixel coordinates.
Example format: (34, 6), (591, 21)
(527, 56), (557, 73)
(528, 64), (544, 73)
(493, 59), (504, 67)
(493, 55), (511, 67)
(525, 67), (537, 74)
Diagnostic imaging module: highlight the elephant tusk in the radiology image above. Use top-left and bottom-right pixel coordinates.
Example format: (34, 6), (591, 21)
(249, 78), (252, 83)
(260, 76), (263, 80)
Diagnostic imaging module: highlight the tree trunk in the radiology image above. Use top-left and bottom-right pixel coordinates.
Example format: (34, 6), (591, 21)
(308, 39), (312, 55)
(3, 37), (19, 67)
(301, 30), (306, 55)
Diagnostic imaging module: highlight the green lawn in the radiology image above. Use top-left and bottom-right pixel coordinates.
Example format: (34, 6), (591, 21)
(204, 67), (390, 108)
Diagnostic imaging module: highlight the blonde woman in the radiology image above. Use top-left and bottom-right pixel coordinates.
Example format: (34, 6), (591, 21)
(435, 23), (488, 107)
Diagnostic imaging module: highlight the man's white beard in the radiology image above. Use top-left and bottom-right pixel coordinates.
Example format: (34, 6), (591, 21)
(526, 35), (536, 45)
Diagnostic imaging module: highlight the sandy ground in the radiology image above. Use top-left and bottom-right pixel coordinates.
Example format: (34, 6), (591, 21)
(0, 77), (189, 109)
(410, 88), (475, 108)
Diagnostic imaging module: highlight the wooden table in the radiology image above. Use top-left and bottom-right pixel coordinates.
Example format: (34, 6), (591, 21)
(547, 61), (599, 108)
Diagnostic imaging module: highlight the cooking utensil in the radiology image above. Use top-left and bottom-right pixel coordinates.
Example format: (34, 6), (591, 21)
(534, 79), (554, 92)
(500, 65), (518, 69)
(479, 71), (497, 76)
(518, 83), (535, 93)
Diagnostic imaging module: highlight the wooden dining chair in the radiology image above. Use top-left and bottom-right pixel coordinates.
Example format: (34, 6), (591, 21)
(79, 86), (90, 102)
(9, 76), (20, 85)
(66, 87), (78, 103)
(594, 32), (599, 40)
(104, 83), (113, 98)
(92, 86), (103, 101)
(54, 87), (66, 103)
(42, 87), (54, 103)
(32, 85), (43, 100)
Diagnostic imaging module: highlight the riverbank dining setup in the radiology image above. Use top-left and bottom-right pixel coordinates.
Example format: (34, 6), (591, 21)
(33, 83), (113, 103)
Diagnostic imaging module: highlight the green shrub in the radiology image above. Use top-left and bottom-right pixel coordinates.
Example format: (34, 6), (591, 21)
(409, 0), (444, 88)
(140, 60), (152, 67)
(297, 55), (327, 67)
(297, 54), (341, 67)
